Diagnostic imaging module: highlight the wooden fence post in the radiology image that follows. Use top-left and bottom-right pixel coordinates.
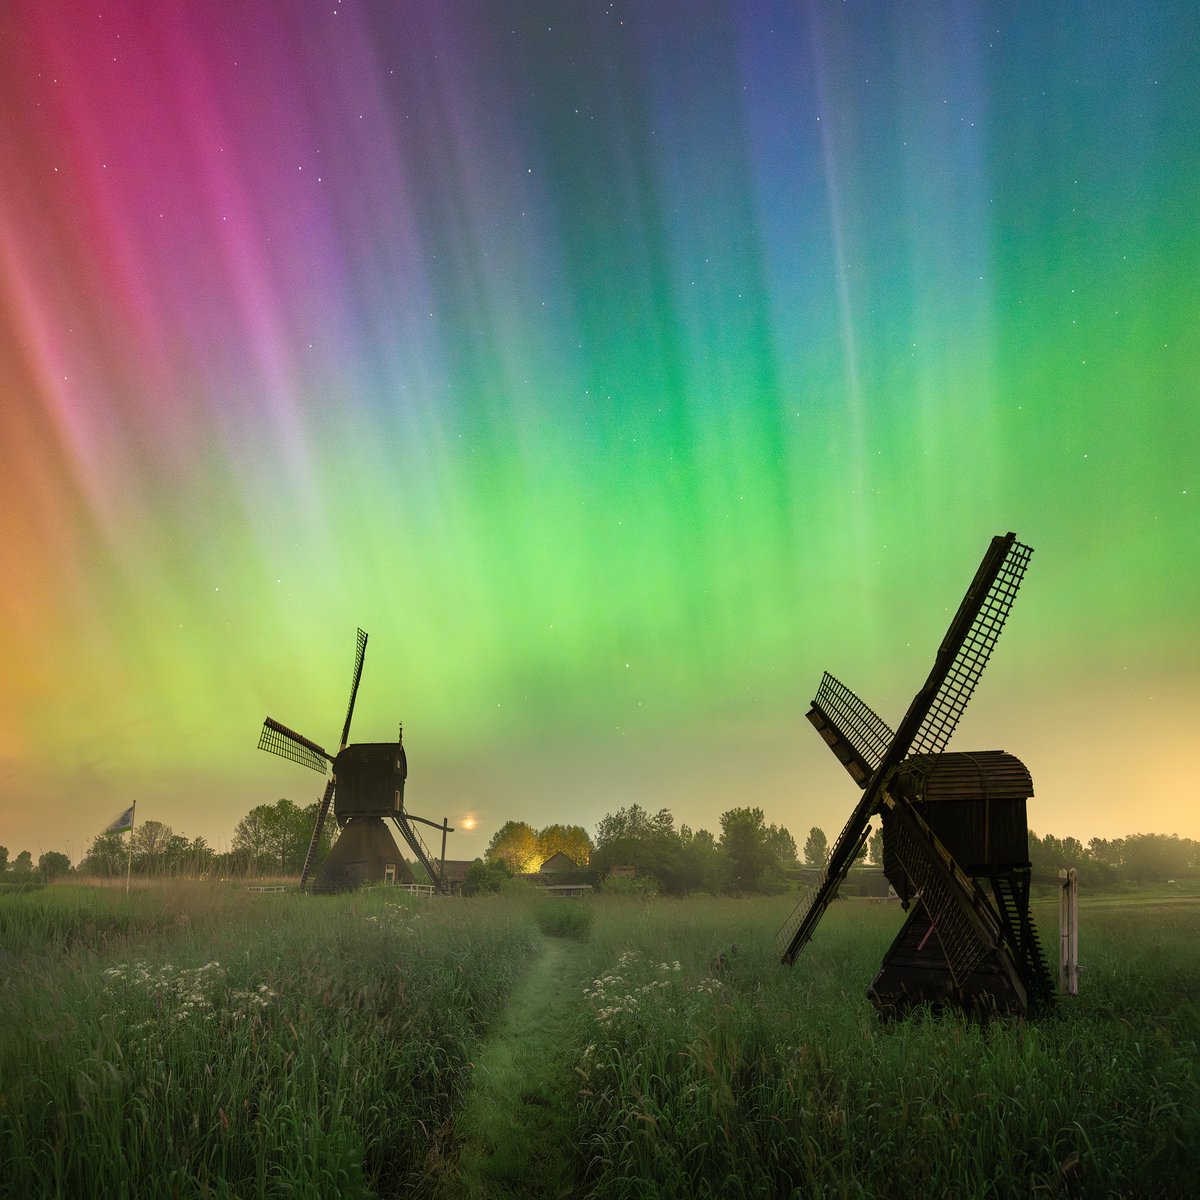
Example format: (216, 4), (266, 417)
(1058, 867), (1079, 995)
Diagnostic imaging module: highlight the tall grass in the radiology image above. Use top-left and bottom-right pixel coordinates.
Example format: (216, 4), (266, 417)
(4, 884), (1198, 1198)
(0, 883), (538, 1199)
(571, 896), (1200, 1199)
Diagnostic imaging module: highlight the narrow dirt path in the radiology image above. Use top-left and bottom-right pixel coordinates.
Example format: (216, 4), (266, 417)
(438, 935), (590, 1199)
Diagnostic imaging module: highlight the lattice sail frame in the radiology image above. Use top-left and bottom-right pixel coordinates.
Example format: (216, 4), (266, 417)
(258, 718), (331, 774)
(909, 538), (1032, 758)
(810, 672), (895, 781)
(777, 533), (1033, 966)
(340, 627), (368, 748)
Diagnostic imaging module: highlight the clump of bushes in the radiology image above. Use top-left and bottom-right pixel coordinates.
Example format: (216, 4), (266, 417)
(461, 858), (510, 895)
(534, 900), (593, 941)
(599, 872), (659, 897)
(0, 879), (46, 896)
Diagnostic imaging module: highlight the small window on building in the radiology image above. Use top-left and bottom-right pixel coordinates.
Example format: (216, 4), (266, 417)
(384, 863), (396, 883)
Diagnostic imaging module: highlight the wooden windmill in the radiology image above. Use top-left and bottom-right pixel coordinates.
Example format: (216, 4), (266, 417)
(256, 628), (453, 893)
(777, 533), (1054, 1016)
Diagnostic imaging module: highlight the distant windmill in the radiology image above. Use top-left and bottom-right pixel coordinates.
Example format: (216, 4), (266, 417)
(257, 628), (453, 892)
(777, 533), (1054, 1016)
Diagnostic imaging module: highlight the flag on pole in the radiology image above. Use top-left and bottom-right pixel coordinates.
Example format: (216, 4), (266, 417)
(104, 805), (135, 834)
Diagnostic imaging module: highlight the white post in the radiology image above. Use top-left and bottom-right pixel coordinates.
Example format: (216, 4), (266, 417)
(1058, 867), (1079, 994)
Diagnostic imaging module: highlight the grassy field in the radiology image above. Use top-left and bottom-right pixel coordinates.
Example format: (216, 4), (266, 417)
(1, 882), (1197, 1198)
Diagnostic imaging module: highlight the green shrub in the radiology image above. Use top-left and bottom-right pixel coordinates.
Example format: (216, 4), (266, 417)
(534, 900), (593, 941)
(461, 858), (508, 896)
(599, 873), (659, 897)
(0, 879), (46, 896)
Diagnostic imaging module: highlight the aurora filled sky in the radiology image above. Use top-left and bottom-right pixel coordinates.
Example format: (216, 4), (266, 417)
(1, 1), (1197, 863)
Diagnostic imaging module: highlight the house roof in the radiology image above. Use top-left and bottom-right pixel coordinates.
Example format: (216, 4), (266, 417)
(539, 851), (578, 872)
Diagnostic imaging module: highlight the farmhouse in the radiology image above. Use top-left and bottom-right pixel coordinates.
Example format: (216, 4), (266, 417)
(531, 852), (592, 897)
(538, 851), (578, 876)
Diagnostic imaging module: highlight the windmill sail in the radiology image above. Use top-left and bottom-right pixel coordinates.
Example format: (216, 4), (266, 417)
(908, 537), (1032, 758)
(340, 628), (368, 748)
(258, 718), (331, 774)
(299, 627), (369, 890)
(777, 533), (1031, 965)
(807, 673), (895, 786)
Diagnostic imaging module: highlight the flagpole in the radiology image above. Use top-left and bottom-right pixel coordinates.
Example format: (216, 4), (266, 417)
(126, 801), (136, 897)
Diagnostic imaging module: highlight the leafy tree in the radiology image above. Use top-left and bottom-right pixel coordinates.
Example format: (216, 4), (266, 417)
(868, 828), (885, 866)
(79, 833), (127, 877)
(10, 850), (33, 876)
(1061, 836), (1085, 861)
(591, 802), (800, 895)
(486, 821), (541, 874)
(186, 836), (216, 877)
(232, 806), (275, 874)
(1080, 837), (1121, 884)
(719, 807), (777, 892)
(766, 823), (799, 867)
(37, 851), (72, 881)
(163, 834), (191, 873)
(591, 805), (686, 893)
(0, 846), (8, 874)
(595, 804), (656, 846)
(131, 820), (175, 876)
(266, 799), (313, 873)
(678, 825), (724, 893)
(1029, 832), (1088, 877)
(233, 799), (324, 876)
(1119, 833), (1191, 882)
(536, 824), (593, 867)
(803, 827), (830, 868)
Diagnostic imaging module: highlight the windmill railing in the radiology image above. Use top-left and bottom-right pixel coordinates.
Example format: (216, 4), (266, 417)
(394, 812), (453, 891)
(299, 777), (337, 890)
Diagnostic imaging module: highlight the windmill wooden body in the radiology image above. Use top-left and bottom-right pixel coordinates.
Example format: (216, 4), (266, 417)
(778, 533), (1054, 1016)
(256, 629), (453, 892)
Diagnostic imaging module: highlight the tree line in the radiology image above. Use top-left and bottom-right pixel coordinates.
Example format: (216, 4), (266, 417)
(1, 798), (335, 883)
(478, 804), (804, 896)
(1028, 831), (1199, 883)
(6, 808), (1198, 888)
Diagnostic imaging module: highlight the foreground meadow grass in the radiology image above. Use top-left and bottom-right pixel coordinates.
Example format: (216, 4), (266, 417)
(0, 882), (538, 1198)
(572, 894), (1200, 1199)
(1, 883), (1197, 1198)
